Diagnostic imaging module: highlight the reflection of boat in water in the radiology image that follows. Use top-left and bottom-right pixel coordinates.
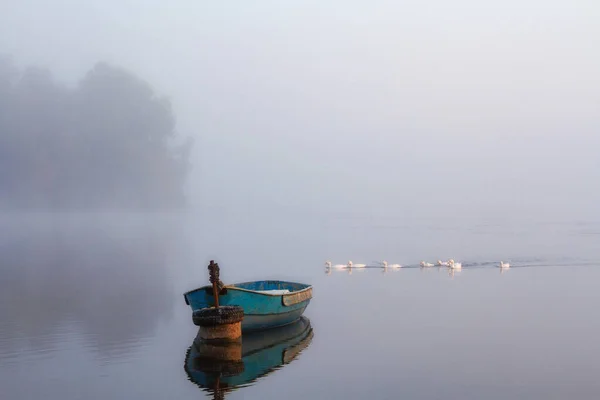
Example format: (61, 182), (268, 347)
(184, 316), (314, 398)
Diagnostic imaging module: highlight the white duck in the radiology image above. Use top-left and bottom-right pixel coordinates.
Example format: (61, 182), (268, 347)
(325, 260), (347, 269)
(347, 260), (366, 268)
(420, 261), (434, 267)
(448, 259), (462, 270)
(437, 260), (450, 267)
(499, 261), (510, 269)
(382, 260), (402, 269)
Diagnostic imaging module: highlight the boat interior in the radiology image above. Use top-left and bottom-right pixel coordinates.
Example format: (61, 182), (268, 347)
(230, 280), (311, 295)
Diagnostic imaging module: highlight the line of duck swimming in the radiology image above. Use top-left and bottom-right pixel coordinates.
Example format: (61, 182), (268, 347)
(325, 260), (511, 271)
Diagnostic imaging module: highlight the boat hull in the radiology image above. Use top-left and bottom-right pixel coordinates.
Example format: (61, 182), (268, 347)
(183, 280), (312, 332)
(240, 306), (308, 331)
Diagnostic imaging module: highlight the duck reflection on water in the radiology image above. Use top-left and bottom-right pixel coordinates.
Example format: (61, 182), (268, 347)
(184, 316), (314, 399)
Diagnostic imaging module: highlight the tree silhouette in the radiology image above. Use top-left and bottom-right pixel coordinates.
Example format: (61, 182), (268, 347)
(0, 56), (192, 209)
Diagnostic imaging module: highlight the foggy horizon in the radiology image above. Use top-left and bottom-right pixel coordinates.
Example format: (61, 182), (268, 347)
(2, 1), (599, 221)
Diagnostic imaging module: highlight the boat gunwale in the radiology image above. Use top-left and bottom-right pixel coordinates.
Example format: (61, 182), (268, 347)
(226, 284), (312, 297)
(183, 280), (312, 300)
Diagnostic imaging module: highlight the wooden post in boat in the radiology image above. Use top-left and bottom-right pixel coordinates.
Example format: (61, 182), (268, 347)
(208, 260), (220, 308)
(194, 260), (244, 342)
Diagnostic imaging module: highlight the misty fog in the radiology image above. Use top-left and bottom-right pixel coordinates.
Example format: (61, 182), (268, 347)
(3, 3), (600, 399)
(0, 59), (191, 209)
(1, 1), (599, 221)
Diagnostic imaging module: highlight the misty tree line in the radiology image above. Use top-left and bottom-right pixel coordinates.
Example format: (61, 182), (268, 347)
(0, 55), (193, 209)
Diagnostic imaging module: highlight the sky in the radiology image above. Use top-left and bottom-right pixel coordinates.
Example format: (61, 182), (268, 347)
(1, 0), (599, 221)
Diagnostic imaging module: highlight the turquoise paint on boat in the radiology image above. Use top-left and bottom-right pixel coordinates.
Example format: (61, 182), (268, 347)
(183, 280), (312, 331)
(184, 316), (314, 395)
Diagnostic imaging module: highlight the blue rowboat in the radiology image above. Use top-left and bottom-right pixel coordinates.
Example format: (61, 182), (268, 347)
(184, 316), (314, 395)
(183, 280), (312, 332)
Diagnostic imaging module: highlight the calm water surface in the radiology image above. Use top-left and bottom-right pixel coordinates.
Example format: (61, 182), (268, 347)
(1, 212), (600, 399)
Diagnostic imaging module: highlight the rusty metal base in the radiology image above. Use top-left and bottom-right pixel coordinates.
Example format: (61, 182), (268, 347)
(198, 322), (242, 343)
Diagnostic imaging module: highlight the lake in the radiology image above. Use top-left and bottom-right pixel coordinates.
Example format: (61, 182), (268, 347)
(1, 212), (600, 399)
